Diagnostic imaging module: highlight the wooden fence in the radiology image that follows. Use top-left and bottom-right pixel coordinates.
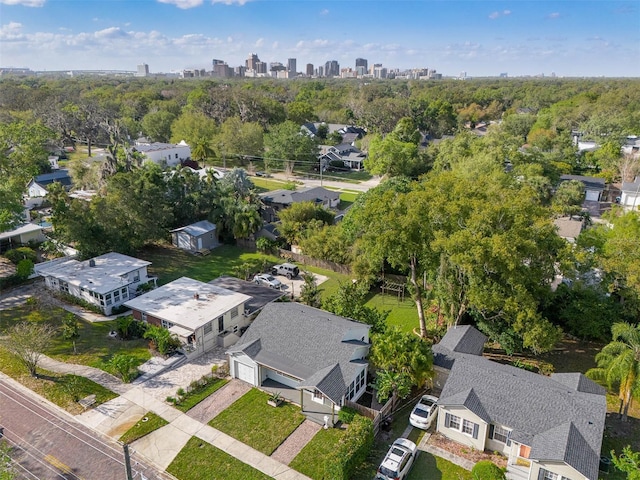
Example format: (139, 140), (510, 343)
(345, 393), (395, 436)
(278, 249), (352, 275)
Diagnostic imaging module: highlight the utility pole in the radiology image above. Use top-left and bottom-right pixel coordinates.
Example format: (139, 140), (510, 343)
(122, 443), (133, 480)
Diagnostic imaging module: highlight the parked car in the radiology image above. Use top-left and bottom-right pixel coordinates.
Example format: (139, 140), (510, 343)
(271, 263), (299, 279)
(253, 274), (282, 289)
(409, 394), (438, 430)
(375, 438), (417, 480)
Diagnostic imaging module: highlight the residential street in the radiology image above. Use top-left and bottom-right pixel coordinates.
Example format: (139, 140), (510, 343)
(0, 376), (170, 480)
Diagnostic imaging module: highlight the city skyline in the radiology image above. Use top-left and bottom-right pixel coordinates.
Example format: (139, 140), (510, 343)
(1, 0), (639, 78)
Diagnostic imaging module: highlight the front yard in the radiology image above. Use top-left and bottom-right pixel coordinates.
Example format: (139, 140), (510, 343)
(168, 436), (272, 480)
(209, 388), (305, 456)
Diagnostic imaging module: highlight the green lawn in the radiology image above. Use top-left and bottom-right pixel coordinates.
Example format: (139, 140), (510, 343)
(209, 388), (305, 455)
(407, 451), (473, 480)
(167, 436), (272, 480)
(138, 244), (281, 285)
(0, 348), (116, 414)
(289, 427), (345, 479)
(250, 177), (297, 192)
(175, 378), (229, 412)
(119, 412), (168, 444)
(0, 303), (151, 371)
(365, 293), (422, 333)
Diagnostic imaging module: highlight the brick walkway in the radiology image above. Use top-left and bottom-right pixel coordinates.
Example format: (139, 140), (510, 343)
(271, 419), (322, 465)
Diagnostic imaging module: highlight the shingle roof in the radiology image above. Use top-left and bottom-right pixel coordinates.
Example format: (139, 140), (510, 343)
(33, 169), (72, 187)
(260, 187), (340, 207)
(559, 174), (605, 191)
(439, 355), (605, 480)
(433, 325), (487, 368)
(227, 303), (370, 404)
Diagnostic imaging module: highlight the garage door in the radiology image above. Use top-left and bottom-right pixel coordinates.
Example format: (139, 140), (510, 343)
(236, 361), (255, 385)
(585, 190), (600, 201)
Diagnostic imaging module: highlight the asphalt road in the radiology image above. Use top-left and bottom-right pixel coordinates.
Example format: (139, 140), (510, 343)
(0, 378), (171, 480)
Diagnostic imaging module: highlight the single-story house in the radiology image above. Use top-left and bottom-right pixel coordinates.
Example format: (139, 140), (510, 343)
(301, 123), (366, 141)
(260, 187), (341, 223)
(25, 170), (73, 207)
(620, 178), (640, 210)
(559, 175), (605, 202)
(133, 140), (191, 167)
(125, 276), (251, 357)
(170, 220), (219, 253)
(554, 217), (585, 243)
(433, 325), (606, 480)
(0, 223), (46, 253)
(34, 252), (156, 315)
(227, 303), (371, 424)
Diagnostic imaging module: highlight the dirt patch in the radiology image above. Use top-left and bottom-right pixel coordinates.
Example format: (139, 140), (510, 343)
(428, 432), (508, 467)
(604, 412), (640, 451)
(0, 257), (16, 278)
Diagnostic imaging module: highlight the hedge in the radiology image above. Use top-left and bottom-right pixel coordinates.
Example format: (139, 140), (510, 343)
(324, 415), (373, 480)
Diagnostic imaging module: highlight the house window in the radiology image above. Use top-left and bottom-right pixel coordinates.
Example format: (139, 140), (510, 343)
(161, 319), (174, 329)
(462, 419), (475, 436)
(539, 469), (558, 480)
(218, 316), (224, 333)
(490, 425), (511, 444)
(133, 271), (140, 282)
(60, 281), (69, 293)
(141, 312), (147, 322)
(312, 389), (323, 401)
(446, 413), (461, 430)
(204, 321), (212, 335)
(230, 307), (238, 319)
(114, 290), (120, 301)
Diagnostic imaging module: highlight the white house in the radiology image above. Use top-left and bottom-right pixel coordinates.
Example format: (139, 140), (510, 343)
(34, 252), (156, 315)
(125, 277), (251, 358)
(620, 178), (640, 210)
(0, 223), (46, 252)
(133, 140), (191, 167)
(25, 170), (73, 207)
(227, 303), (371, 425)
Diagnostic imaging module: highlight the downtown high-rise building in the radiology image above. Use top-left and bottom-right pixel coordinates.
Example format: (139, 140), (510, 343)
(355, 58), (368, 71)
(306, 63), (314, 76)
(136, 63), (149, 77)
(287, 58), (297, 77)
(246, 53), (260, 71)
(324, 60), (339, 77)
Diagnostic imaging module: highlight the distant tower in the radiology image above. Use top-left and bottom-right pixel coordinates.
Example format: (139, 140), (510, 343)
(324, 60), (339, 77)
(136, 63), (149, 77)
(287, 58), (297, 78)
(246, 53), (260, 71)
(306, 63), (314, 76)
(355, 58), (368, 72)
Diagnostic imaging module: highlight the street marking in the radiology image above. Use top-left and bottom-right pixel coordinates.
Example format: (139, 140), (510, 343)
(44, 454), (85, 478)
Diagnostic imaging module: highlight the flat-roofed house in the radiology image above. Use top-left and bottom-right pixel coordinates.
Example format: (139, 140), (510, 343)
(34, 252), (155, 315)
(125, 276), (252, 357)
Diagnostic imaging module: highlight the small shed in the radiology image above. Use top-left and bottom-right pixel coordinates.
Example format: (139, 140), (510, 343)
(171, 220), (219, 253)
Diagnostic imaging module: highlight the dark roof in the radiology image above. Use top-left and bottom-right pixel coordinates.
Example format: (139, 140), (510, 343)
(439, 356), (606, 480)
(621, 179), (640, 193)
(433, 325), (487, 369)
(227, 303), (370, 404)
(33, 169), (72, 187)
(260, 187), (340, 207)
(208, 275), (284, 315)
(559, 175), (605, 191)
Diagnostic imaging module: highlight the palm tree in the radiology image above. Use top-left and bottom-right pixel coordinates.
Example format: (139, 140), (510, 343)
(587, 322), (640, 421)
(191, 137), (215, 165)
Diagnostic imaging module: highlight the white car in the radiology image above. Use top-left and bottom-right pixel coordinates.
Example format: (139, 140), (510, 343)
(375, 438), (417, 480)
(409, 394), (438, 430)
(253, 274), (282, 289)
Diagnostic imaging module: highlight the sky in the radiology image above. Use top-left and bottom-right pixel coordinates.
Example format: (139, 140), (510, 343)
(1, 0), (639, 77)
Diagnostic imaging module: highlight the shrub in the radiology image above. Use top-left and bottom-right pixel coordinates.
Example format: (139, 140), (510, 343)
(338, 406), (357, 424)
(15, 259), (34, 280)
(324, 415), (373, 480)
(5, 247), (37, 264)
(256, 236), (276, 254)
(472, 461), (506, 480)
(111, 305), (130, 315)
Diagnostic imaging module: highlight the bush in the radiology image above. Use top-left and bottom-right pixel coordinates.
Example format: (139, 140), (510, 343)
(324, 415), (373, 480)
(338, 406), (357, 424)
(472, 461), (506, 480)
(256, 236), (276, 254)
(111, 305), (130, 315)
(15, 259), (34, 280)
(5, 247), (37, 264)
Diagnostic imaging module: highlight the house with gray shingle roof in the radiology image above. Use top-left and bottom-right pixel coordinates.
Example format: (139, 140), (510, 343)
(227, 303), (370, 424)
(259, 187), (340, 223)
(433, 325), (606, 480)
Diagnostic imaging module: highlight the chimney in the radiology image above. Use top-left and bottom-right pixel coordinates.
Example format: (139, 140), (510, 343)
(194, 293), (199, 300)
(89, 259), (96, 267)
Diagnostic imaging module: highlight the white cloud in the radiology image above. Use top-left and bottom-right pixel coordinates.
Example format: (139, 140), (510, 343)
(211, 0), (252, 4)
(94, 27), (130, 39)
(254, 37), (264, 47)
(503, 10), (511, 16)
(157, 0), (203, 9)
(271, 41), (278, 49)
(320, 9), (329, 15)
(547, 12), (561, 19)
(0, 0), (45, 7)
(489, 9), (511, 19)
(489, 11), (500, 19)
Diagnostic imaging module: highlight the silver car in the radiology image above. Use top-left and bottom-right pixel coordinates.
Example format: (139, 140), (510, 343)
(375, 438), (417, 480)
(253, 274), (282, 289)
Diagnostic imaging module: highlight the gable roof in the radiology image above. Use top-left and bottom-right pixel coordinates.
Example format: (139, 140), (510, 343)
(0, 223), (45, 241)
(559, 174), (605, 192)
(439, 355), (606, 480)
(170, 220), (216, 237)
(32, 169), (72, 188)
(621, 178), (640, 193)
(433, 325), (487, 369)
(227, 303), (370, 404)
(260, 187), (340, 207)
